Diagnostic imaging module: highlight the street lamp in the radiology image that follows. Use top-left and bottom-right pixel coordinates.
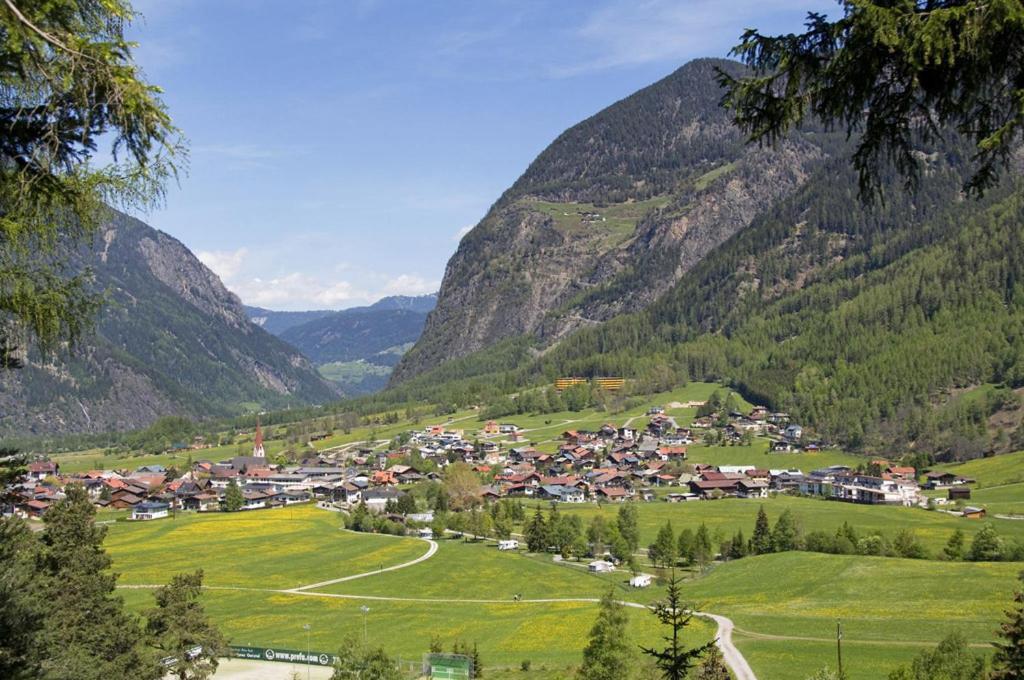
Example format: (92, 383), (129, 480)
(360, 605), (370, 643)
(303, 624), (311, 680)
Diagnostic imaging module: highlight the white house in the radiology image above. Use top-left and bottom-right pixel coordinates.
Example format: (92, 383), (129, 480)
(498, 539), (519, 551)
(131, 501), (169, 521)
(629, 574), (653, 588)
(588, 560), (615, 573)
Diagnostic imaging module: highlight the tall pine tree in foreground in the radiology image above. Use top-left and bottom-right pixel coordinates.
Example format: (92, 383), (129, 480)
(35, 486), (159, 680)
(992, 572), (1024, 680)
(640, 571), (715, 680)
(578, 590), (634, 680)
(145, 570), (226, 680)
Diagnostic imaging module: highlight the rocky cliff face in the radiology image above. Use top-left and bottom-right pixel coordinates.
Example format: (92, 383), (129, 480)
(0, 211), (339, 436)
(393, 59), (831, 382)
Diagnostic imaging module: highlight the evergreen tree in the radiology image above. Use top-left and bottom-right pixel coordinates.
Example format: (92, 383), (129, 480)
(771, 510), (801, 552)
(693, 523), (713, 569)
(676, 528), (696, 565)
(750, 506), (772, 555)
(145, 571), (226, 680)
(727, 529), (748, 560)
(35, 486), (159, 680)
(617, 503), (641, 553)
(0, 0), (183, 365)
(0, 517), (44, 679)
(944, 529), (966, 561)
(224, 480), (243, 512)
(640, 571), (715, 680)
(720, 0), (1024, 197)
(524, 507), (548, 552)
(968, 524), (1004, 562)
(577, 590), (634, 680)
(648, 521), (677, 569)
(991, 573), (1024, 680)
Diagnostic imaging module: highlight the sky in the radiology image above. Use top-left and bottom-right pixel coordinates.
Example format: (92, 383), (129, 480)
(126, 0), (835, 311)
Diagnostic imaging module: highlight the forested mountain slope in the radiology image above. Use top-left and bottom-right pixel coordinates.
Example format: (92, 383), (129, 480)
(244, 306), (334, 335)
(394, 58), (830, 382)
(0, 212), (339, 436)
(382, 138), (1024, 458)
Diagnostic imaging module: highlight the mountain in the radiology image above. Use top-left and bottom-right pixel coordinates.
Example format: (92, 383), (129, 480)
(244, 306), (334, 335)
(382, 56), (1024, 460)
(0, 212), (340, 436)
(366, 294), (437, 314)
(393, 59), (829, 382)
(259, 294), (437, 395)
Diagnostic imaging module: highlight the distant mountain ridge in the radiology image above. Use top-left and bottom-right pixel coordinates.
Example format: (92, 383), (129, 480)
(244, 306), (334, 336)
(0, 212), (340, 436)
(246, 294), (436, 395)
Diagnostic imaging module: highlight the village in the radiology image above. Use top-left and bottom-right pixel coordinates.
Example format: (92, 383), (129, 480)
(4, 399), (987, 524)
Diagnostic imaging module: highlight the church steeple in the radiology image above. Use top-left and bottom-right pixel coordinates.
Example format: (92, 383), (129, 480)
(253, 419), (265, 458)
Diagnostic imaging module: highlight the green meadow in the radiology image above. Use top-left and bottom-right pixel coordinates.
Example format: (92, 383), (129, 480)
(681, 552), (1021, 680)
(104, 504), (1022, 677)
(104, 504), (426, 589)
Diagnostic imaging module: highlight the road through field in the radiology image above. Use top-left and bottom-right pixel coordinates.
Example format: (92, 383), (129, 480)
(287, 533), (438, 592)
(118, 524), (757, 679)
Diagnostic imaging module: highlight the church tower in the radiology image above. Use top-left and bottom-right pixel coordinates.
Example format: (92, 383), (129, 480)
(253, 419), (265, 458)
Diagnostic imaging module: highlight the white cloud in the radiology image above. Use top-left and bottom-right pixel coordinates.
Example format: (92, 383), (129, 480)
(197, 247), (248, 282)
(454, 224), (474, 241)
(552, 0), (833, 78)
(382, 274), (440, 297)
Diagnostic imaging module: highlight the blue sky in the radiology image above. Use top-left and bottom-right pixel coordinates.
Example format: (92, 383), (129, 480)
(127, 0), (835, 310)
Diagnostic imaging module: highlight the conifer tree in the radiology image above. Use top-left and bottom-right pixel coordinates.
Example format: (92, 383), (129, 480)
(617, 503), (640, 553)
(649, 521), (677, 569)
(991, 573), (1024, 680)
(35, 485), (159, 680)
(145, 570), (226, 680)
(944, 529), (965, 561)
(771, 510), (801, 552)
(640, 571), (715, 680)
(578, 590), (634, 680)
(750, 506), (772, 554)
(524, 507), (548, 552)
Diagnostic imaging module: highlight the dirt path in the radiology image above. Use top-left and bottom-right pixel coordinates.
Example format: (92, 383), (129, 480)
(286, 535), (437, 592)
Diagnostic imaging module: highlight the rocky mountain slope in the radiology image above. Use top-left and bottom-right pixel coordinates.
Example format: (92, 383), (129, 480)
(0, 212), (339, 436)
(393, 59), (830, 382)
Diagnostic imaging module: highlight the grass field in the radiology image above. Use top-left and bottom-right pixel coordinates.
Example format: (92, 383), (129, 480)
(313, 537), (630, 600)
(681, 552), (1021, 680)
(523, 495), (1024, 554)
(933, 451), (1024, 488)
(107, 507), (712, 670)
(104, 505), (426, 589)
(104, 504), (1021, 677)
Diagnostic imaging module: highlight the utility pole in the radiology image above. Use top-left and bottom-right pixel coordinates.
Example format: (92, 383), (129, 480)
(836, 620), (843, 678)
